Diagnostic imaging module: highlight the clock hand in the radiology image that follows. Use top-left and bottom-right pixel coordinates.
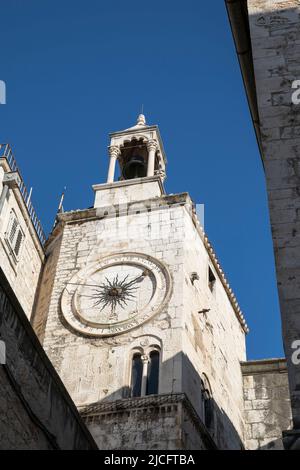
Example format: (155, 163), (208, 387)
(68, 282), (102, 288)
(71, 271), (149, 313)
(120, 270), (149, 290)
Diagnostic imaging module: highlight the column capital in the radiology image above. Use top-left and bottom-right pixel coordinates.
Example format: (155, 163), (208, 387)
(108, 145), (121, 158)
(146, 139), (158, 152)
(141, 354), (149, 363)
(155, 168), (166, 180)
(107, 146), (120, 183)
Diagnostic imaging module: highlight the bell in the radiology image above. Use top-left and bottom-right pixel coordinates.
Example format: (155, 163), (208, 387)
(123, 155), (147, 180)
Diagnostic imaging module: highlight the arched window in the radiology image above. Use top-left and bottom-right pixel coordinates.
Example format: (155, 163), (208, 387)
(201, 375), (214, 431)
(203, 388), (213, 429)
(130, 349), (160, 397)
(146, 350), (159, 395)
(131, 353), (143, 397)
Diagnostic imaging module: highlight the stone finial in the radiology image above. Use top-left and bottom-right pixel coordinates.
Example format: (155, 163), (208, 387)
(137, 114), (146, 126)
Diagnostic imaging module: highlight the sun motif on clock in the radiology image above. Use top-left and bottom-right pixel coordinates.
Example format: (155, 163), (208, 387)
(60, 253), (172, 336)
(76, 266), (153, 324)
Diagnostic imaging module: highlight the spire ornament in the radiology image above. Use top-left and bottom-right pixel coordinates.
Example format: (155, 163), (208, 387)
(136, 114), (146, 126)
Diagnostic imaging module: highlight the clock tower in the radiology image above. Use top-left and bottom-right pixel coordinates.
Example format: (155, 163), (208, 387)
(33, 115), (248, 450)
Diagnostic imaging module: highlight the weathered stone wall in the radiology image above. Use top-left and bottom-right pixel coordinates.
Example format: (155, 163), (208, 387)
(32, 233), (63, 341)
(246, 0), (300, 430)
(80, 394), (214, 450)
(93, 177), (163, 208)
(242, 359), (292, 449)
(36, 197), (186, 406)
(181, 210), (247, 449)
(35, 180), (247, 449)
(0, 365), (53, 449)
(0, 159), (44, 319)
(0, 267), (97, 450)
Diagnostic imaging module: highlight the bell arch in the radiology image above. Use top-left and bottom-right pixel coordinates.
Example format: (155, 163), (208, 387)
(119, 137), (149, 180)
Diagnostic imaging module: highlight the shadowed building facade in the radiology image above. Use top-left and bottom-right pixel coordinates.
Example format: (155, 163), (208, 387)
(226, 0), (300, 449)
(0, 144), (97, 450)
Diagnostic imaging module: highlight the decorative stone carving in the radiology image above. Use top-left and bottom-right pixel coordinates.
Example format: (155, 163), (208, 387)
(61, 252), (172, 337)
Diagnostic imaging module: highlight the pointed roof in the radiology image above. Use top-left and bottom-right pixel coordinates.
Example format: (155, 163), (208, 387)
(109, 114), (167, 165)
(123, 114), (148, 131)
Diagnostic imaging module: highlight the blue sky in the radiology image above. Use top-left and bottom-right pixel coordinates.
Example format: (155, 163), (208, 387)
(0, 0), (284, 359)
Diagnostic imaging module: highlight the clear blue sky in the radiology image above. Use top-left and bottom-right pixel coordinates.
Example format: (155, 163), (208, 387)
(0, 0), (284, 360)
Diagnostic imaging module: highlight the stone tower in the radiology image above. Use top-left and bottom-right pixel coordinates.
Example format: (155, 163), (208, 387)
(33, 115), (248, 450)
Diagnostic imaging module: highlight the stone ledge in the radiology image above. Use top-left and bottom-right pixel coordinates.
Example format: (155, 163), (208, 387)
(92, 175), (165, 193)
(241, 358), (287, 375)
(79, 393), (217, 450)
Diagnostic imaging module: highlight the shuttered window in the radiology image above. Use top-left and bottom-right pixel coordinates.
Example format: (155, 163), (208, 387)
(6, 212), (24, 259)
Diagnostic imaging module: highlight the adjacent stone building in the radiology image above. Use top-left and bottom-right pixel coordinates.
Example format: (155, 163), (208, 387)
(226, 0), (300, 449)
(242, 358), (292, 449)
(0, 144), (45, 319)
(0, 144), (97, 450)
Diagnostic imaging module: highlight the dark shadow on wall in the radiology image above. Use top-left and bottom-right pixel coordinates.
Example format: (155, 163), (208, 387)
(79, 351), (245, 450)
(0, 267), (97, 450)
(260, 438), (285, 450)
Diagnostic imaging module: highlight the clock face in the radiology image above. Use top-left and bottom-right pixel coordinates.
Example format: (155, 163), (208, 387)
(76, 265), (154, 324)
(61, 253), (172, 336)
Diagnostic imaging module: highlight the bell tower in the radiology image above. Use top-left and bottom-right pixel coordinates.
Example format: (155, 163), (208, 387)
(106, 114), (166, 183)
(92, 114), (167, 209)
(34, 115), (248, 451)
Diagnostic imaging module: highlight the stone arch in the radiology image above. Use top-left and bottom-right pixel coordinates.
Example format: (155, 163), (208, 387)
(201, 372), (215, 433)
(125, 334), (162, 398)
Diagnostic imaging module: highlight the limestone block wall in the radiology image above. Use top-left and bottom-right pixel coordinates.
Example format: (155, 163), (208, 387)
(181, 211), (247, 449)
(85, 404), (182, 450)
(35, 195), (188, 408)
(80, 394), (214, 450)
(93, 177), (163, 208)
(32, 233), (63, 341)
(0, 161), (44, 319)
(0, 267), (97, 450)
(247, 0), (300, 427)
(242, 359), (292, 450)
(34, 189), (247, 449)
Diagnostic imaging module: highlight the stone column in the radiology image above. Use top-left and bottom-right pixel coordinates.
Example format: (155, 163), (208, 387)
(107, 146), (120, 184)
(146, 140), (157, 177)
(141, 354), (149, 396)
